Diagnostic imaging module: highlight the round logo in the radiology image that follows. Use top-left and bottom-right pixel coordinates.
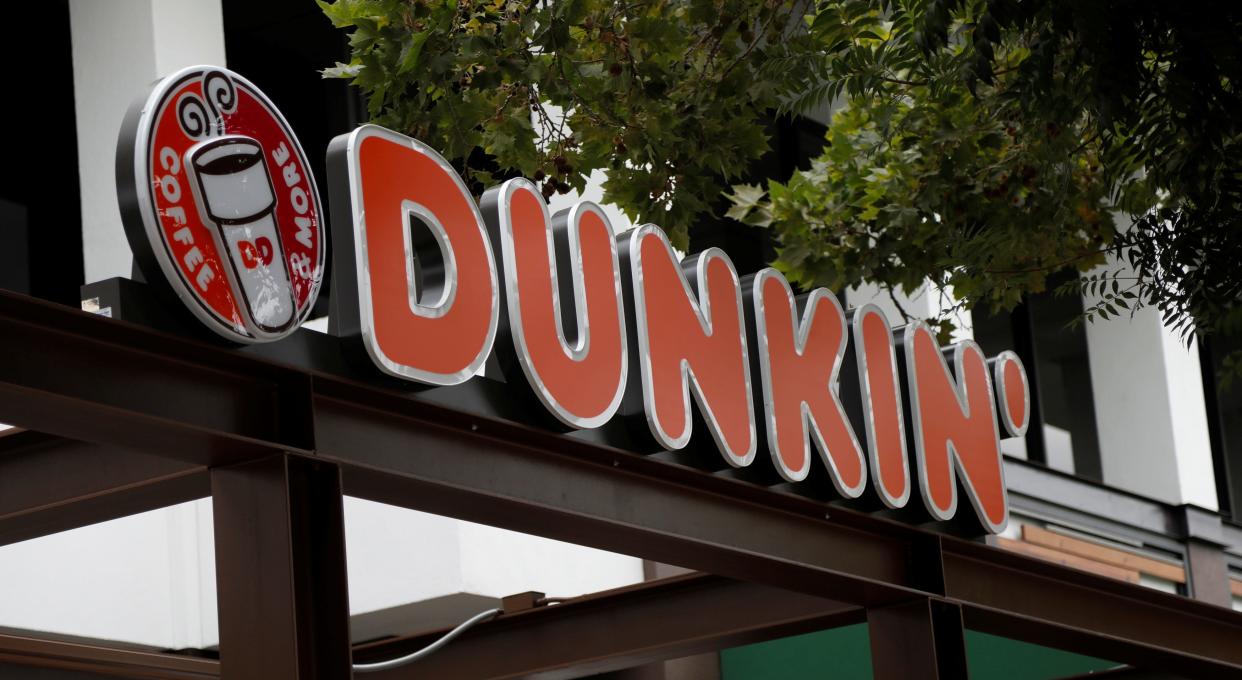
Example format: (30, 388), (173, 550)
(118, 65), (324, 343)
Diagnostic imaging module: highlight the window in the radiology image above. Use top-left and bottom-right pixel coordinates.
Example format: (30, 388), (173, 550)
(1201, 334), (1242, 519)
(973, 271), (1103, 481)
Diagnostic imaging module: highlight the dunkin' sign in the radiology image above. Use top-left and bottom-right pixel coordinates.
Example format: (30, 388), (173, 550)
(119, 67), (1030, 533)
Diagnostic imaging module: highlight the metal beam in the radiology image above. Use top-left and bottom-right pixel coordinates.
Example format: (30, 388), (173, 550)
(315, 386), (918, 609)
(0, 291), (311, 466)
(1185, 540), (1232, 607)
(0, 429), (208, 546)
(351, 573), (862, 679)
(946, 544), (1242, 677)
(868, 599), (969, 680)
(0, 574), (851, 680)
(1057, 668), (1188, 680)
(1179, 505), (1233, 607)
(1, 291), (1241, 676)
(314, 385), (1242, 676)
(212, 455), (352, 680)
(7, 576), (1199, 680)
(0, 632), (218, 679)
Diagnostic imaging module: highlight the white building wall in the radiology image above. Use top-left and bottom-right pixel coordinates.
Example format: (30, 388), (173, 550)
(344, 497), (643, 615)
(70, 0), (227, 284)
(1084, 265), (1218, 509)
(1160, 329), (1220, 508)
(343, 497), (466, 616)
(0, 501), (214, 648)
(457, 520), (645, 598)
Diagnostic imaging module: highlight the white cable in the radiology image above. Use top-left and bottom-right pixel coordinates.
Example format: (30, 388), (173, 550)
(352, 607), (502, 673)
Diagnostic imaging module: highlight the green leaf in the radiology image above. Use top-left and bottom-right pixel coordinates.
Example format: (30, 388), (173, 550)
(397, 32), (430, 75)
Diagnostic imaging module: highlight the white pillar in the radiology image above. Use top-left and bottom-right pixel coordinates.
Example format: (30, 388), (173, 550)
(1083, 262), (1218, 509)
(70, 0), (226, 284)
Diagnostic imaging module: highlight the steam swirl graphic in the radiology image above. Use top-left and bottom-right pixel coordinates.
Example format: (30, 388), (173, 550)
(203, 70), (237, 117)
(176, 94), (212, 138)
(176, 70), (239, 140)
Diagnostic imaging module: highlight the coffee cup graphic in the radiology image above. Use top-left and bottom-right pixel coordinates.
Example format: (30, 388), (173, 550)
(186, 135), (296, 337)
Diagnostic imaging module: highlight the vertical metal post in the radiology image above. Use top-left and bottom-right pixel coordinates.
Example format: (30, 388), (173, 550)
(868, 599), (969, 680)
(1180, 505), (1233, 608)
(1186, 540), (1232, 608)
(213, 454), (353, 679)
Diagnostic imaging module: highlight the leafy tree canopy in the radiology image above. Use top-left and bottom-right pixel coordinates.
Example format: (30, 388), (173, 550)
(731, 0), (1242, 351)
(321, 0), (1242, 362)
(320, 0), (816, 248)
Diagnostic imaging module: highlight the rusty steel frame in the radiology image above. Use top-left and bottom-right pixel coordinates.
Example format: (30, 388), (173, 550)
(2, 289), (1242, 679)
(351, 573), (863, 679)
(0, 573), (857, 680)
(0, 632), (219, 679)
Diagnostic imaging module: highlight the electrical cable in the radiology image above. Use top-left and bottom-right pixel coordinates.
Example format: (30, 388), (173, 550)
(352, 607), (503, 673)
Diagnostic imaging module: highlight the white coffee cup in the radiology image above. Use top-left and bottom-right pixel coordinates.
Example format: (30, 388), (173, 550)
(187, 135), (296, 337)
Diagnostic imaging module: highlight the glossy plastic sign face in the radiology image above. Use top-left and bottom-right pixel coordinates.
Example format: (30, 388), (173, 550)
(118, 66), (324, 342)
(620, 226), (757, 467)
(853, 305), (912, 509)
(903, 323), (1008, 533)
(748, 269), (866, 492)
(481, 179), (627, 429)
(335, 125), (499, 385)
(993, 351), (1031, 437)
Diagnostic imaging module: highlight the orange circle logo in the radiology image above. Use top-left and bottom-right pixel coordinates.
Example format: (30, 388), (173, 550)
(118, 66), (324, 342)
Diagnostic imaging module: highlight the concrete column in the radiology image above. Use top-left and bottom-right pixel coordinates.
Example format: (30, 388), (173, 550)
(70, 0), (226, 284)
(1083, 260), (1218, 509)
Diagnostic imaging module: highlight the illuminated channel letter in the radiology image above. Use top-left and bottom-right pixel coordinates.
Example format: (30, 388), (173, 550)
(620, 226), (756, 466)
(852, 305), (911, 509)
(747, 269), (866, 491)
(992, 350), (1030, 437)
(328, 124), (498, 385)
(902, 323), (1008, 533)
(480, 179), (627, 428)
